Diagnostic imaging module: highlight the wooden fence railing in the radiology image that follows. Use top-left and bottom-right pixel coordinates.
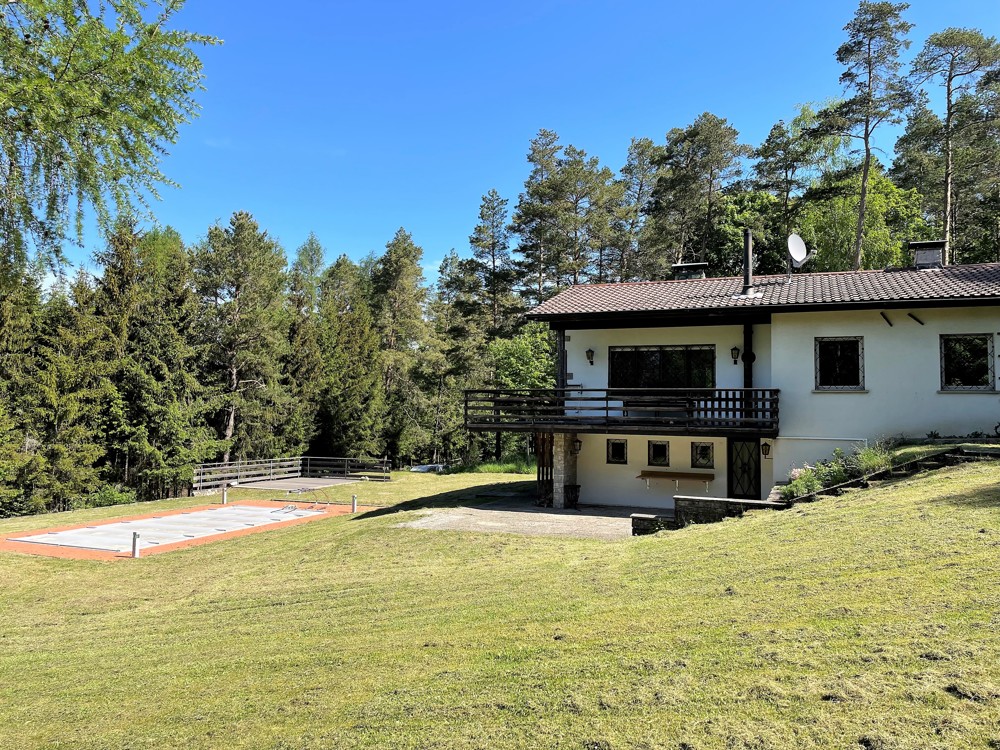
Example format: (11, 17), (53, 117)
(192, 456), (390, 491)
(465, 387), (780, 436)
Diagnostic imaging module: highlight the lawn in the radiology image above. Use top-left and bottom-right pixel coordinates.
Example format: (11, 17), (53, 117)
(1, 465), (999, 749)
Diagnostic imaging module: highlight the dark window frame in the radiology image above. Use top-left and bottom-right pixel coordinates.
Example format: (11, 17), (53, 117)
(691, 442), (714, 469)
(606, 439), (628, 465)
(940, 334), (995, 391)
(608, 345), (716, 389)
(814, 336), (865, 391)
(647, 440), (670, 467)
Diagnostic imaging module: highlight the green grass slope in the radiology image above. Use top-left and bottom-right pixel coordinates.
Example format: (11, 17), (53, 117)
(1, 465), (998, 749)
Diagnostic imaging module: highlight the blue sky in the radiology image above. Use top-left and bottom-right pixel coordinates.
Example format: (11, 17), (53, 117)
(66, 0), (1000, 278)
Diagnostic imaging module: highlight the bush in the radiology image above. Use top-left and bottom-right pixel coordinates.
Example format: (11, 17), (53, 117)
(85, 485), (138, 508)
(782, 440), (894, 501)
(448, 458), (536, 475)
(780, 469), (822, 501)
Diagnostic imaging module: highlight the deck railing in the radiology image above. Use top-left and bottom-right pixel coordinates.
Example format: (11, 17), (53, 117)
(192, 456), (390, 491)
(464, 388), (779, 435)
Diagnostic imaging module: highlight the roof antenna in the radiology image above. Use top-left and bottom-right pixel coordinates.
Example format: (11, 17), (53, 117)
(786, 233), (814, 281)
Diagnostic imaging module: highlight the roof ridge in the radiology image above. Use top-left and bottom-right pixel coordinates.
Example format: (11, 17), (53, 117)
(554, 262), (1000, 292)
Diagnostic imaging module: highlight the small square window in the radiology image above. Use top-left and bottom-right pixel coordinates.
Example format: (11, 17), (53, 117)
(648, 441), (669, 466)
(940, 334), (995, 390)
(815, 337), (864, 390)
(606, 439), (627, 464)
(691, 442), (714, 469)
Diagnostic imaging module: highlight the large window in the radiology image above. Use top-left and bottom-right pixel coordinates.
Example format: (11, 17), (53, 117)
(608, 345), (715, 389)
(815, 337), (864, 390)
(940, 334), (995, 391)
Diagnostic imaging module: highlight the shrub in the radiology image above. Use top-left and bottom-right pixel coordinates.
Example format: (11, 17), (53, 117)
(448, 459), (536, 475)
(780, 469), (822, 501)
(848, 441), (893, 477)
(85, 485), (137, 508)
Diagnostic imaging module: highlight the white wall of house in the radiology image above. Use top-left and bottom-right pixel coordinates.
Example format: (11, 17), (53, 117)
(770, 306), (1000, 476)
(564, 324), (756, 388)
(576, 434), (732, 508)
(560, 304), (998, 500)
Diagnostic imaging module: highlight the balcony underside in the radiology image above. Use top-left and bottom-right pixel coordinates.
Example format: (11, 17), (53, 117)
(464, 388), (780, 438)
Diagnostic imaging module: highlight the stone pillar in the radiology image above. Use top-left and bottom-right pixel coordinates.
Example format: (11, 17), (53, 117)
(552, 432), (579, 509)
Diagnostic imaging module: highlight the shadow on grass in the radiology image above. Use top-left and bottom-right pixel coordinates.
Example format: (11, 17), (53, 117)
(927, 474), (1000, 510)
(353, 480), (537, 520)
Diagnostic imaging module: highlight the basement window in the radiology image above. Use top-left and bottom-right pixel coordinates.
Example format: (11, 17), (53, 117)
(815, 337), (864, 390)
(648, 441), (669, 467)
(940, 334), (995, 390)
(606, 439), (627, 465)
(691, 442), (714, 469)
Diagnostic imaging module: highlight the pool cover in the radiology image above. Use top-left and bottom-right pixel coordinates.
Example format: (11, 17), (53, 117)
(8, 504), (323, 553)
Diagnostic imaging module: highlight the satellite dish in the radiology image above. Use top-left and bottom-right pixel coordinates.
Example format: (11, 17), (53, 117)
(787, 233), (814, 269)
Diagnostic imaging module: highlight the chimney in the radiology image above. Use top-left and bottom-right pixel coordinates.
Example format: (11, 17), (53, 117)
(908, 240), (945, 269)
(742, 227), (754, 294)
(672, 262), (709, 280)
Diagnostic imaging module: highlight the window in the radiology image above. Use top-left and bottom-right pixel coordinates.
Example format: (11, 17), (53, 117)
(648, 441), (669, 466)
(815, 337), (864, 390)
(691, 442), (714, 469)
(608, 345), (715, 389)
(606, 439), (627, 464)
(940, 334), (995, 391)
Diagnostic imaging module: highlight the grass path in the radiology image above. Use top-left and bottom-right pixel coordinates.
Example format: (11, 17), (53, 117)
(1, 466), (999, 748)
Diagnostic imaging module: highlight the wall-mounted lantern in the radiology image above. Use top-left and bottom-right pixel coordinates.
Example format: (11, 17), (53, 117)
(761, 441), (772, 459)
(585, 348), (595, 366)
(571, 438), (583, 455)
(730, 346), (741, 365)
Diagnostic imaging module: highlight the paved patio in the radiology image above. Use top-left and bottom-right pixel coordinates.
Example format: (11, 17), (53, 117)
(396, 499), (666, 541)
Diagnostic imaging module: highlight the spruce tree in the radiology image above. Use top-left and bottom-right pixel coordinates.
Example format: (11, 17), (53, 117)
(193, 211), (291, 463)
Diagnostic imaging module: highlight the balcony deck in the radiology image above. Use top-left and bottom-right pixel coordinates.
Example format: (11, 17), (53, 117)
(464, 388), (779, 436)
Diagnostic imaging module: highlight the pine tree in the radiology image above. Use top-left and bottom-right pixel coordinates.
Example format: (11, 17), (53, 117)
(316, 256), (385, 457)
(912, 28), (1000, 262)
(370, 229), (427, 462)
(511, 129), (564, 306)
(615, 137), (661, 280)
(285, 233), (326, 453)
(469, 190), (519, 338)
(818, 1), (914, 269)
(193, 211), (291, 463)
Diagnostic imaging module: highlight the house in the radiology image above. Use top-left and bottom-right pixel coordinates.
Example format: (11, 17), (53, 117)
(465, 239), (1000, 510)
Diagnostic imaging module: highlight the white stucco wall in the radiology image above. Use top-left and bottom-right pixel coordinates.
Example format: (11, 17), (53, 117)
(559, 304), (998, 500)
(575, 434), (729, 509)
(770, 306), (1000, 476)
(564, 324), (765, 389)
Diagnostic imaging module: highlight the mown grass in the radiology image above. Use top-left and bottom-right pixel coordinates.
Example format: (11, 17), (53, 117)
(1, 465), (999, 749)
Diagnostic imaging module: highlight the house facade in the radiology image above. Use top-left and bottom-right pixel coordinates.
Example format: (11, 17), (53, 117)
(465, 252), (1000, 510)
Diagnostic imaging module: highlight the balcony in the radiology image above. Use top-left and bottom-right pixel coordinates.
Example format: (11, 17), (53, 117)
(464, 388), (780, 436)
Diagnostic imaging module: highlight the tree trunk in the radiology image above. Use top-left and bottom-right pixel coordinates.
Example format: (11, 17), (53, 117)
(222, 364), (237, 463)
(943, 73), (955, 265)
(852, 135), (872, 271)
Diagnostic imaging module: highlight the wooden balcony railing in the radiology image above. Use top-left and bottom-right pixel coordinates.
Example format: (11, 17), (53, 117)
(464, 388), (779, 436)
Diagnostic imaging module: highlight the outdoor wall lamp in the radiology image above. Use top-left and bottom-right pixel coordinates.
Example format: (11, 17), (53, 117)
(761, 441), (772, 459)
(571, 438), (582, 455)
(585, 348), (595, 366)
(730, 346), (741, 365)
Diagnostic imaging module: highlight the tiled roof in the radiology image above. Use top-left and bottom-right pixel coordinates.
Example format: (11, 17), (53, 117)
(528, 264), (1000, 320)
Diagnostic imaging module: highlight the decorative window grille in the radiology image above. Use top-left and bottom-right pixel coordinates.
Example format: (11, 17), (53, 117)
(940, 334), (995, 390)
(606, 439), (628, 465)
(608, 345), (716, 388)
(814, 337), (864, 390)
(691, 442), (714, 469)
(648, 441), (669, 466)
